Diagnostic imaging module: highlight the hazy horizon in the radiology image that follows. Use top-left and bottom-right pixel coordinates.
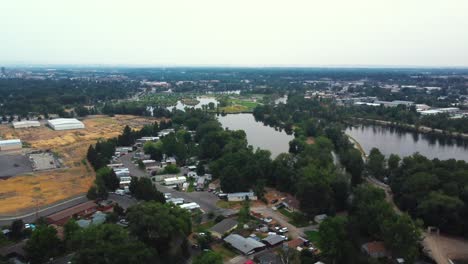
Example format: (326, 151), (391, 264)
(2, 0), (468, 67)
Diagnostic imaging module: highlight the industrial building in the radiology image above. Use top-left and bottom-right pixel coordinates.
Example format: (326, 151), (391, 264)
(0, 139), (22, 151)
(12, 120), (40, 129)
(47, 118), (85, 130)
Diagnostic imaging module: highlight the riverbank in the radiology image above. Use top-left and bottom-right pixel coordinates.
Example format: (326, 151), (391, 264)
(349, 118), (468, 140)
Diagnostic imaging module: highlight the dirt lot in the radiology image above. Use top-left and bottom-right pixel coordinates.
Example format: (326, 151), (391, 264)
(423, 232), (468, 264)
(0, 115), (160, 215)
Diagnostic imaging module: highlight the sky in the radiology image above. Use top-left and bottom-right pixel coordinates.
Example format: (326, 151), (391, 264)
(2, 0), (468, 67)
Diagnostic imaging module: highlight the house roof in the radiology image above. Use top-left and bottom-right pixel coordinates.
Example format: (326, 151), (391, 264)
(46, 201), (97, 224)
(227, 192), (256, 198)
(262, 234), (285, 246)
(210, 218), (238, 235)
(362, 241), (388, 254)
(224, 234), (265, 255)
(287, 237), (308, 248)
(254, 250), (281, 264)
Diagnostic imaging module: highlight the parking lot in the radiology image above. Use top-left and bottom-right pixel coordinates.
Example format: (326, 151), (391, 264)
(0, 153), (33, 178)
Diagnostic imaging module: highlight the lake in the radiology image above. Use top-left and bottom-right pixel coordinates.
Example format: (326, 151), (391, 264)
(217, 113), (294, 158)
(167, 97), (218, 111)
(346, 124), (468, 161)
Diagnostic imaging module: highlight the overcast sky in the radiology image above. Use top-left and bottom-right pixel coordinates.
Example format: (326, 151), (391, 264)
(2, 0), (468, 67)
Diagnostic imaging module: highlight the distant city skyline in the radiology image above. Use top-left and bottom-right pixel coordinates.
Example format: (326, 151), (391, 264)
(2, 0), (468, 67)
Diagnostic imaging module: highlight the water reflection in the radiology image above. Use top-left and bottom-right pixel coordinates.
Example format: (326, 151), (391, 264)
(346, 124), (468, 161)
(217, 113), (294, 158)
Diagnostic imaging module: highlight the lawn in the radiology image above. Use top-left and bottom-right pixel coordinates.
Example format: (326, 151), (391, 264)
(278, 208), (310, 227)
(212, 244), (237, 261)
(305, 230), (320, 244)
(193, 221), (215, 233)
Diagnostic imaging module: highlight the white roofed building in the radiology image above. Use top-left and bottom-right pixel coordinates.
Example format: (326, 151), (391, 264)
(12, 121), (40, 129)
(0, 139), (22, 151)
(47, 118), (85, 130)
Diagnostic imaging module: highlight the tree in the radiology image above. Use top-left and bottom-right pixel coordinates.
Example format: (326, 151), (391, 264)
(129, 177), (165, 202)
(24, 226), (61, 264)
(381, 213), (421, 263)
(317, 216), (354, 264)
(127, 202), (191, 257)
(238, 200), (251, 225)
(193, 251), (222, 264)
(86, 185), (98, 200)
(10, 219), (24, 240)
(367, 148), (386, 179)
(72, 224), (156, 264)
(387, 154), (401, 176)
(163, 164), (180, 174)
(96, 167), (119, 192)
(340, 148), (364, 186)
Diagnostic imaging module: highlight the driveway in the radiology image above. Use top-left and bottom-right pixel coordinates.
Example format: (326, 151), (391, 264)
(251, 206), (306, 238)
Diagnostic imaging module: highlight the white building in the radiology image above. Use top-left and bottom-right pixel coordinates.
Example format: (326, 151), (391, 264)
(164, 176), (187, 185)
(0, 139), (22, 151)
(227, 192), (258, 202)
(12, 121), (40, 129)
(47, 118), (85, 130)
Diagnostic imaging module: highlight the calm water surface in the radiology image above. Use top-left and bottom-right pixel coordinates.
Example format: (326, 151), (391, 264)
(346, 125), (468, 161)
(217, 113), (293, 158)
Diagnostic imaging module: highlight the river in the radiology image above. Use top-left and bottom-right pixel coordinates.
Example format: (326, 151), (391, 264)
(346, 124), (468, 161)
(217, 113), (294, 158)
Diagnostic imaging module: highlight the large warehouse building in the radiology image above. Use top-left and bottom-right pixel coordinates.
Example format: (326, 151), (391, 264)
(47, 118), (85, 130)
(12, 120), (41, 129)
(0, 139), (22, 151)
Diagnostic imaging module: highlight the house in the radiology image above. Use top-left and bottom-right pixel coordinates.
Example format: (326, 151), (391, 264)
(227, 192), (257, 202)
(224, 234), (266, 255)
(361, 241), (389, 258)
(46, 201), (97, 225)
(47, 118), (85, 130)
(196, 176), (206, 190)
(210, 218), (238, 238)
(287, 237), (309, 250)
(12, 120), (40, 129)
(0, 139), (22, 151)
(262, 234), (286, 247)
(179, 202), (200, 211)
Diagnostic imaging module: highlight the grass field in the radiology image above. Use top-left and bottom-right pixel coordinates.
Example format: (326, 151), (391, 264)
(305, 230), (320, 244)
(278, 208), (310, 227)
(211, 243), (237, 261)
(0, 115), (161, 215)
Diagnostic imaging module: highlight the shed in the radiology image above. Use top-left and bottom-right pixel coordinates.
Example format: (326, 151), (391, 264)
(210, 218), (238, 238)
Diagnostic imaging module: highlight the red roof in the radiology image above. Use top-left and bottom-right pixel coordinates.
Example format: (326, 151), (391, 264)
(363, 241), (387, 254)
(46, 201), (97, 225)
(244, 260), (255, 264)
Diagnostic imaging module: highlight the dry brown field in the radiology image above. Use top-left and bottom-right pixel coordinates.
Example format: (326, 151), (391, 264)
(0, 115), (160, 214)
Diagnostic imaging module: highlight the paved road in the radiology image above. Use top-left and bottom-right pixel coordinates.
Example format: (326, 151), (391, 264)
(0, 195), (88, 227)
(118, 151), (229, 215)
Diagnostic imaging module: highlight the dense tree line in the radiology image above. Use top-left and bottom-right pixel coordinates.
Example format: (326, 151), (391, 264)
(390, 154), (468, 237)
(0, 78), (139, 116)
